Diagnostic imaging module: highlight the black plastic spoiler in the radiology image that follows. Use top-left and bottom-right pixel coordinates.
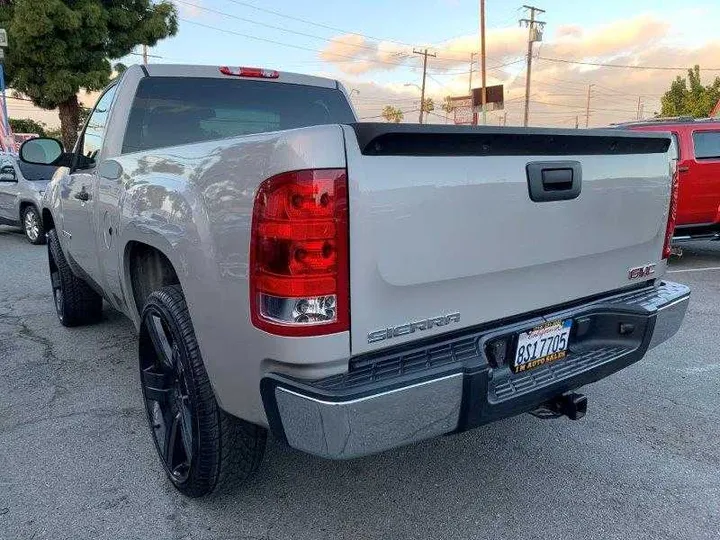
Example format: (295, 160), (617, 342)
(349, 123), (671, 157)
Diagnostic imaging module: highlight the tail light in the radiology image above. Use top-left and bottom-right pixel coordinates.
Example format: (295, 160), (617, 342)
(662, 164), (679, 259)
(250, 169), (349, 336)
(219, 66), (279, 79)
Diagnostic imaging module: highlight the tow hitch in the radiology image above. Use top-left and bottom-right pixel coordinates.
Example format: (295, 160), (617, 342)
(531, 393), (588, 420)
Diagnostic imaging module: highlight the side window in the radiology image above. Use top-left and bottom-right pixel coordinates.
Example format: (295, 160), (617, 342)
(0, 158), (16, 181)
(692, 131), (720, 160)
(79, 85), (118, 167)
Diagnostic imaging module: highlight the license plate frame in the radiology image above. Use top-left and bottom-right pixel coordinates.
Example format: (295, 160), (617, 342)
(512, 319), (573, 374)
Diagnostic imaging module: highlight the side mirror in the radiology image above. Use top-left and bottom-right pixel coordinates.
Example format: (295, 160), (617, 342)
(0, 165), (16, 182)
(19, 137), (67, 166)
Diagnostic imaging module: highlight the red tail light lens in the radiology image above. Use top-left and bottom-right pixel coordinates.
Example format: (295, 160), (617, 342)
(662, 165), (679, 259)
(219, 66), (279, 78)
(250, 169), (349, 336)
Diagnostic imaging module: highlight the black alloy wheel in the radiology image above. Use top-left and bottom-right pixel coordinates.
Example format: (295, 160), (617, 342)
(140, 305), (196, 484)
(138, 285), (267, 497)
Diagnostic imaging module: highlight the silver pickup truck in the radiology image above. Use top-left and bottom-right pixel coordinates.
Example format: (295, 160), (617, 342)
(19, 64), (689, 498)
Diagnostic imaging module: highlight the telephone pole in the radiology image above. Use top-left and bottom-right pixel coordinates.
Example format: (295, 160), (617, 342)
(520, 5), (546, 127)
(468, 52), (477, 93)
(636, 96), (642, 120)
(480, 0), (487, 125)
(413, 48), (436, 124)
(469, 52), (479, 126)
(585, 84), (594, 128)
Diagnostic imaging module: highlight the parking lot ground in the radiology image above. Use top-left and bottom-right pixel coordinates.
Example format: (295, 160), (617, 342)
(1, 224), (719, 540)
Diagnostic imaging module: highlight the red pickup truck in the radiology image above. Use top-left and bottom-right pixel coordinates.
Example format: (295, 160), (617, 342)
(620, 117), (720, 241)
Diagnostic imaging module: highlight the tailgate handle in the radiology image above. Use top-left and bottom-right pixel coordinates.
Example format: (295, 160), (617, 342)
(526, 161), (582, 202)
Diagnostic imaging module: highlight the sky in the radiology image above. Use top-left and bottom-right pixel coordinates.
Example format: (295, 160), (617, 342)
(8, 0), (720, 128)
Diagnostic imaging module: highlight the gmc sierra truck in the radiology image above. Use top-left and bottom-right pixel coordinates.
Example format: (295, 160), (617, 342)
(19, 64), (689, 498)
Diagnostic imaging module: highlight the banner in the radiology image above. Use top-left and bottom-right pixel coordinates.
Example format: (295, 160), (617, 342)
(0, 95), (13, 153)
(0, 62), (12, 153)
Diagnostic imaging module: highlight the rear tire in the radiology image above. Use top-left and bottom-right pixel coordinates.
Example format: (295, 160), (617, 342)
(47, 229), (103, 327)
(23, 205), (45, 245)
(139, 285), (266, 497)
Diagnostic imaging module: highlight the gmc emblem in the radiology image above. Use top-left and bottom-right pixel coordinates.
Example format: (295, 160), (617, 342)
(628, 263), (656, 280)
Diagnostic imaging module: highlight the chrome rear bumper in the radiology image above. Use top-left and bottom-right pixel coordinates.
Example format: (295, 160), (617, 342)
(262, 281), (689, 460)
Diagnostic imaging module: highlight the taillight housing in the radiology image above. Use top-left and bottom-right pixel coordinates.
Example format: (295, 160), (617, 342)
(662, 163), (679, 259)
(219, 66), (279, 78)
(250, 169), (349, 336)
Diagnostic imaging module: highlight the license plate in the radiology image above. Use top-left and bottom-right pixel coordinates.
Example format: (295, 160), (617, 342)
(513, 319), (572, 373)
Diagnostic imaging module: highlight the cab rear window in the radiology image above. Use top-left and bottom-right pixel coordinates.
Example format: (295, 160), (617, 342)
(692, 131), (720, 160)
(121, 77), (355, 154)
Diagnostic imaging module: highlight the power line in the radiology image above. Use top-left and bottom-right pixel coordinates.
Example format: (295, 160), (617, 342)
(538, 56), (720, 71)
(179, 18), (409, 68)
(222, 0), (419, 49)
(201, 0), (478, 64)
(529, 99), (638, 114)
(178, 17), (498, 74)
(176, 0), (398, 58)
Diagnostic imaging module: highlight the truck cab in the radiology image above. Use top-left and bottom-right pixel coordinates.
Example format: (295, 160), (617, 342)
(621, 117), (720, 241)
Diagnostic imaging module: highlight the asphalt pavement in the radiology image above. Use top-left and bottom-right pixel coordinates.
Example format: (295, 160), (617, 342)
(1, 224), (719, 540)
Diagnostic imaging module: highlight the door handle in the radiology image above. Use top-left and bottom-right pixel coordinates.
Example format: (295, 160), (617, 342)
(74, 190), (90, 202)
(526, 161), (582, 202)
(678, 166), (690, 173)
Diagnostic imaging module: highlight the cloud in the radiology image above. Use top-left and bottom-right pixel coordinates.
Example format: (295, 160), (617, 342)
(546, 15), (670, 58)
(319, 35), (387, 74)
(176, 0), (205, 19)
(320, 12), (720, 127)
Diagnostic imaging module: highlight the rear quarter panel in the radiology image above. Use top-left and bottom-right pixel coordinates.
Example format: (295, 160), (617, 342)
(115, 125), (350, 425)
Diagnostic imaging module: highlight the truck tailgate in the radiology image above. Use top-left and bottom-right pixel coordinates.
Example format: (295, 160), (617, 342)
(343, 124), (672, 355)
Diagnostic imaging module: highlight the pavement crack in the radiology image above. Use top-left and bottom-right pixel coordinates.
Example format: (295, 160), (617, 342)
(16, 320), (59, 365)
(0, 407), (143, 435)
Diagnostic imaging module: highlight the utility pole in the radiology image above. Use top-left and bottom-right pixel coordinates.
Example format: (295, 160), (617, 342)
(469, 52), (479, 125)
(142, 44), (148, 65)
(575, 115), (579, 129)
(585, 84), (594, 128)
(413, 48), (436, 124)
(636, 96), (642, 120)
(480, 0), (487, 125)
(503, 112), (507, 126)
(468, 52), (477, 93)
(520, 5), (546, 127)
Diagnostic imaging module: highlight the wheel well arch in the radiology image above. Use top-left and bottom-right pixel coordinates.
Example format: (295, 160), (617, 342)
(125, 241), (181, 319)
(19, 201), (37, 221)
(41, 208), (55, 231)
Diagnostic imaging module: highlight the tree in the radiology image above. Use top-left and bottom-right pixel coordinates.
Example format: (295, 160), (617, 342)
(114, 62), (128, 76)
(0, 0), (177, 149)
(660, 65), (720, 118)
(441, 97), (456, 115)
(9, 118), (47, 136)
(382, 106), (404, 123)
(422, 98), (435, 114)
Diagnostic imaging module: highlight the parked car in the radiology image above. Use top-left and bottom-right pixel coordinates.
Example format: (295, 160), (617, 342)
(20, 64), (689, 498)
(618, 117), (720, 241)
(0, 152), (58, 244)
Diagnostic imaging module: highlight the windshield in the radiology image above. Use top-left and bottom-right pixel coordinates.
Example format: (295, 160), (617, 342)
(121, 77), (356, 153)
